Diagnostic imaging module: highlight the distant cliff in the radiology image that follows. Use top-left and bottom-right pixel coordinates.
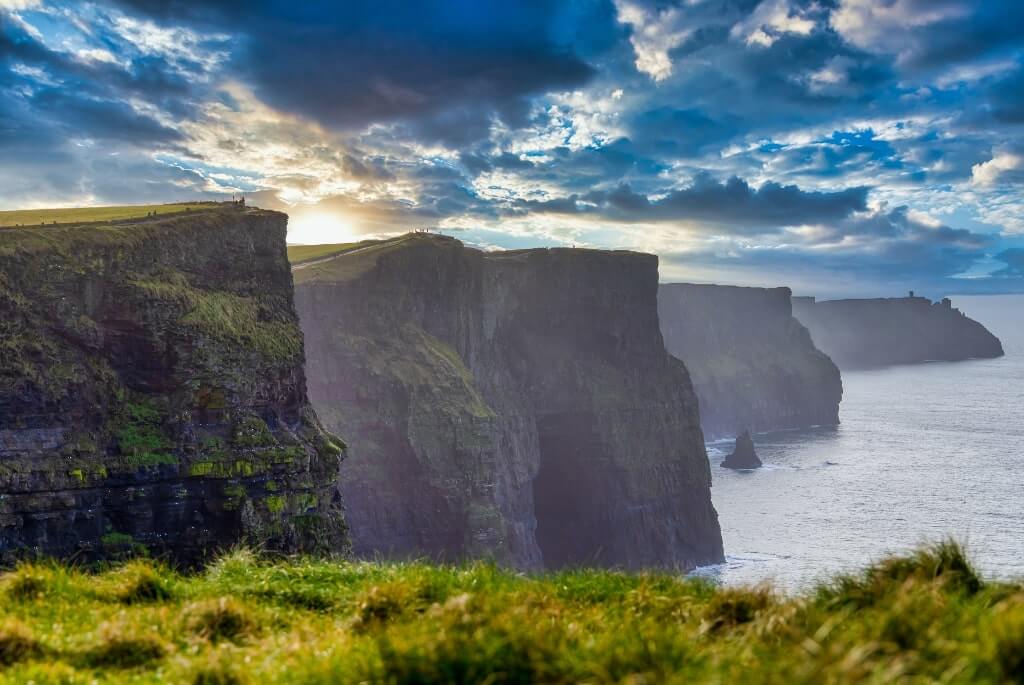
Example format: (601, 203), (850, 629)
(0, 206), (347, 564)
(294, 234), (723, 571)
(792, 295), (1004, 369)
(658, 284), (842, 440)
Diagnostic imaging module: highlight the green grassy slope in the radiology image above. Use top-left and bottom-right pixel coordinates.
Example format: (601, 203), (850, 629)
(0, 543), (1019, 683)
(286, 242), (364, 265)
(290, 235), (418, 284)
(0, 203), (220, 227)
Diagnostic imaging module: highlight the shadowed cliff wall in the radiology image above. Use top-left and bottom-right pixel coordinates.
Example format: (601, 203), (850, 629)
(658, 284), (843, 440)
(294, 234), (723, 571)
(792, 295), (1004, 369)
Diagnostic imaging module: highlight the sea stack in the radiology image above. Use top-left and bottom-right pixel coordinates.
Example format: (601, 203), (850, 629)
(293, 233), (724, 571)
(722, 431), (762, 469)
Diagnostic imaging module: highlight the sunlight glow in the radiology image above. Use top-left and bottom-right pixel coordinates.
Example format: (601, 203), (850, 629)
(287, 211), (355, 246)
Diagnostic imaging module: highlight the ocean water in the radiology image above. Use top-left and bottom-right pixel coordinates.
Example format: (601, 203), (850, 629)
(698, 294), (1024, 590)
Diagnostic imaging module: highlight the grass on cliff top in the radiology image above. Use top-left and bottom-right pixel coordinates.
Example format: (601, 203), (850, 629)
(291, 235), (420, 284)
(286, 242), (363, 265)
(0, 203), (219, 228)
(291, 234), (468, 285)
(0, 541), (1020, 684)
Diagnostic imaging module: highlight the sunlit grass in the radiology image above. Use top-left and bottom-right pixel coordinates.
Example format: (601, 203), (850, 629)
(286, 241), (368, 264)
(0, 203), (218, 227)
(0, 541), (1018, 683)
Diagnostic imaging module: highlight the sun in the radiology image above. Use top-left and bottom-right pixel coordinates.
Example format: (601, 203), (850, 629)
(287, 211), (355, 246)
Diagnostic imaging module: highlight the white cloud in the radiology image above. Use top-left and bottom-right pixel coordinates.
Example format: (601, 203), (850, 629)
(0, 0), (39, 10)
(614, 0), (692, 81)
(731, 0), (815, 48)
(805, 56), (856, 95)
(935, 59), (1018, 89)
(971, 152), (1024, 187)
(830, 0), (969, 56)
(75, 48), (122, 66)
(111, 15), (230, 76)
(906, 208), (943, 228)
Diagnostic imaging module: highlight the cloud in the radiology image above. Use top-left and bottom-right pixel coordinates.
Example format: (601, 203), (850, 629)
(831, 0), (1024, 71)
(514, 173), (869, 231)
(1, 1), (1023, 295)
(109, 0), (597, 144)
(656, 204), (996, 296)
(993, 248), (1024, 278)
(971, 151), (1024, 187)
(730, 0), (816, 48)
(613, 0), (692, 81)
(30, 88), (183, 144)
(0, 0), (39, 10)
(831, 0), (968, 55)
(982, 64), (1024, 124)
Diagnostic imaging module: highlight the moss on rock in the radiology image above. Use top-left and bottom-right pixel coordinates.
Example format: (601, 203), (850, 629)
(0, 204), (348, 564)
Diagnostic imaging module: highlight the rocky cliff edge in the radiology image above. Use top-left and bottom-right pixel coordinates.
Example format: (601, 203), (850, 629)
(0, 206), (347, 563)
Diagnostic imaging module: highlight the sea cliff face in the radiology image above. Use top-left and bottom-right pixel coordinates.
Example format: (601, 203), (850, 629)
(792, 295), (1005, 369)
(0, 206), (347, 564)
(658, 284), (842, 440)
(294, 234), (723, 571)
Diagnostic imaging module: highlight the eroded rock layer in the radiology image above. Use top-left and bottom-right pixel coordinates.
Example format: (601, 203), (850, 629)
(792, 295), (1004, 369)
(658, 284), (843, 440)
(0, 206), (347, 564)
(294, 234), (723, 571)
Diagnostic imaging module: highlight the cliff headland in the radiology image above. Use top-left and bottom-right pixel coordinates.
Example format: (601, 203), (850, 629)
(0, 205), (347, 563)
(793, 294), (1004, 369)
(294, 234), (723, 571)
(659, 283), (843, 440)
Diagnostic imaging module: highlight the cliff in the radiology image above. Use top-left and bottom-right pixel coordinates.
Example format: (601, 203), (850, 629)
(792, 295), (1005, 369)
(293, 234), (723, 571)
(0, 205), (347, 564)
(658, 284), (843, 440)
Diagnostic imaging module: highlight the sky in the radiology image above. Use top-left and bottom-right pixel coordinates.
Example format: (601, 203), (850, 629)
(1, 0), (1023, 297)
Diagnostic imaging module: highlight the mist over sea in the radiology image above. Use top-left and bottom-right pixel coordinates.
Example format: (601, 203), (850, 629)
(700, 294), (1024, 590)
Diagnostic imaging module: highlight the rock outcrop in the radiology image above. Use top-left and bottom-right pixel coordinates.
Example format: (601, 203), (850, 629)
(792, 295), (1004, 369)
(721, 431), (761, 469)
(293, 234), (723, 571)
(658, 284), (843, 441)
(0, 205), (347, 564)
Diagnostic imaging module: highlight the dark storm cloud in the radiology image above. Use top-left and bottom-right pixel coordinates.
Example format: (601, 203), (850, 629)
(993, 249), (1024, 278)
(108, 0), (600, 143)
(2, 0), (1023, 294)
(0, 12), (198, 102)
(514, 174), (868, 231)
(629, 108), (740, 157)
(864, 1), (1024, 72)
(30, 88), (183, 144)
(0, 11), (200, 154)
(658, 205), (998, 297)
(983, 64), (1024, 125)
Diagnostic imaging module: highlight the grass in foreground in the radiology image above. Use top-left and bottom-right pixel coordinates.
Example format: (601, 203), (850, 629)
(0, 203), (217, 227)
(0, 542), (1020, 684)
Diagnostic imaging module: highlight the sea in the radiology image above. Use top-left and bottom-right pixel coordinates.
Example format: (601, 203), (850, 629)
(696, 294), (1024, 591)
